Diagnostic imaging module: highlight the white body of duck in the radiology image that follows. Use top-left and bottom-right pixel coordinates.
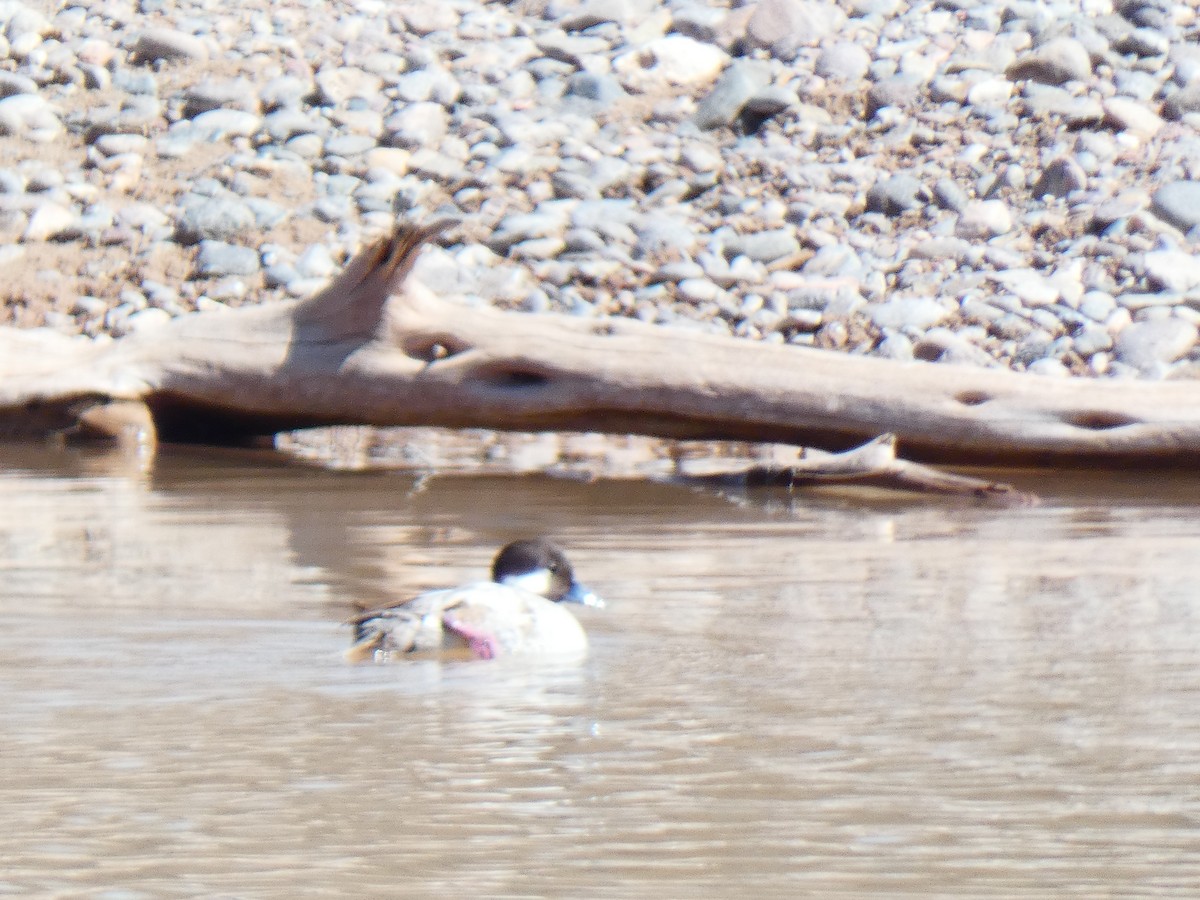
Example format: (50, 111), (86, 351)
(347, 539), (603, 662)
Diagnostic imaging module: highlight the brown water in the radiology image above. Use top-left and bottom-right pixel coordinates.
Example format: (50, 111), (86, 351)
(2, 444), (1200, 897)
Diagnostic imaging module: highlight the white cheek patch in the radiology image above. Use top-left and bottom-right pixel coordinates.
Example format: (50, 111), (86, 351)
(500, 567), (554, 597)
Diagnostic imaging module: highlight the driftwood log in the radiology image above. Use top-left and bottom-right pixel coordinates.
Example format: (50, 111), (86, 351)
(1, 221), (1198, 494)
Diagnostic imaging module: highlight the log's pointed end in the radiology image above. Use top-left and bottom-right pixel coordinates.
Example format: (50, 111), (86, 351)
(295, 219), (456, 336)
(368, 218), (457, 294)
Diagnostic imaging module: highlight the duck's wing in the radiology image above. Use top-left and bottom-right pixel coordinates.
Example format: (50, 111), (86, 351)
(345, 588), (462, 661)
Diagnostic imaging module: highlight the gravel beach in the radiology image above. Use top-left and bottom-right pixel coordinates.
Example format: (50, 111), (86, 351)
(2, 0), (1200, 381)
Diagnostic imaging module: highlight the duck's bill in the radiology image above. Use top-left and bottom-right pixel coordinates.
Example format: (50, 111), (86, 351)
(562, 582), (605, 608)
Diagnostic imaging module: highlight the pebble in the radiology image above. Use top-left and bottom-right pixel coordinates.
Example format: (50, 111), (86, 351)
(1114, 319), (1199, 373)
(868, 296), (951, 331)
(1141, 251), (1200, 293)
(744, 0), (847, 60)
(640, 35), (727, 86)
(1031, 157), (1087, 198)
(956, 200), (1013, 239)
(1005, 37), (1092, 85)
(132, 28), (209, 64)
(0, 94), (61, 141)
(23, 202), (76, 241)
(866, 174), (928, 216)
(196, 240), (260, 278)
(1103, 97), (1163, 137)
(816, 43), (872, 82)
(190, 109), (262, 139)
(1163, 83), (1200, 121)
(1150, 181), (1200, 233)
(694, 60), (771, 130)
(175, 195), (257, 245)
(723, 229), (800, 263)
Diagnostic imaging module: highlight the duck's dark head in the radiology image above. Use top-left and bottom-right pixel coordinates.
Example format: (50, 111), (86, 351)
(492, 538), (605, 608)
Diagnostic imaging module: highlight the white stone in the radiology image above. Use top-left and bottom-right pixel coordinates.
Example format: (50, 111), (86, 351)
(956, 200), (1013, 239)
(642, 35), (727, 86)
(1143, 250), (1200, 293)
(988, 269), (1060, 306)
(23, 202), (76, 241)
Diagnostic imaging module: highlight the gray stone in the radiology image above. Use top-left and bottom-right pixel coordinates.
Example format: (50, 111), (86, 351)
(264, 109), (322, 142)
(190, 109), (262, 139)
(0, 94), (61, 141)
(1025, 357), (1070, 377)
(0, 167), (24, 193)
(1071, 322), (1113, 356)
(1142, 250), (1200, 293)
(125, 307), (172, 332)
(1020, 83), (1104, 124)
(551, 170), (602, 201)
(956, 200), (1013, 240)
(1079, 291), (1117, 322)
(691, 60), (772, 129)
(803, 243), (863, 278)
(556, 0), (639, 30)
(1031, 157), (1087, 199)
(325, 133), (376, 157)
(1103, 98), (1162, 137)
(260, 75), (315, 111)
(0, 72), (36, 98)
(815, 42), (871, 82)
(564, 72), (626, 109)
(724, 229), (800, 263)
(393, 70), (438, 104)
(874, 331), (914, 360)
(1114, 319), (1198, 372)
(913, 328), (998, 367)
(312, 195), (354, 223)
(175, 195), (256, 245)
(243, 198), (288, 229)
(866, 174), (928, 216)
(92, 133), (149, 156)
(132, 28), (209, 64)
(868, 296), (951, 330)
(314, 67), (384, 106)
(1006, 37), (1092, 85)
(745, 0), (847, 60)
(196, 240), (260, 277)
(1163, 84), (1200, 121)
(183, 79), (258, 118)
(909, 237), (972, 262)
(745, 85), (797, 118)
(635, 215), (699, 256)
(865, 76), (921, 117)
(385, 101), (449, 148)
(111, 69), (158, 96)
(1112, 27), (1170, 58)
(933, 178), (969, 213)
(23, 202), (77, 241)
(398, 4), (460, 35)
(1151, 181), (1200, 233)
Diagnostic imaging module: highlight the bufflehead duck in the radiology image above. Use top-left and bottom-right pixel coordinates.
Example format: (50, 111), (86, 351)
(346, 539), (604, 662)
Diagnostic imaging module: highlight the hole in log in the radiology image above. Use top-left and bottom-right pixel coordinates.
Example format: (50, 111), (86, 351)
(489, 368), (550, 388)
(1062, 410), (1140, 431)
(955, 391), (992, 406)
(403, 335), (471, 363)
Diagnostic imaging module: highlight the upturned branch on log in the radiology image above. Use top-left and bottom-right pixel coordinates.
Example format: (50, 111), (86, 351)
(1, 221), (1199, 468)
